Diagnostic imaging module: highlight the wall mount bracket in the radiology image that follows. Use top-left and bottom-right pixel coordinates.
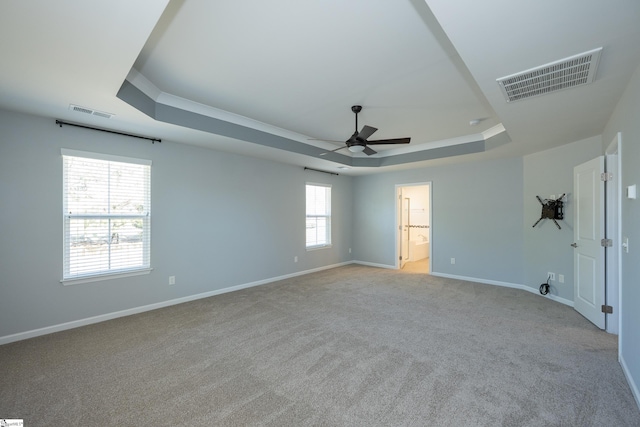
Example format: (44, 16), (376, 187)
(532, 194), (565, 230)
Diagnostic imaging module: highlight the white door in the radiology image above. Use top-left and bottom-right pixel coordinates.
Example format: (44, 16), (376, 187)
(573, 157), (605, 329)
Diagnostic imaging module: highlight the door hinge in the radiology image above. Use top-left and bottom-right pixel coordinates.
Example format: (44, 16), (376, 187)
(601, 305), (613, 314)
(601, 172), (613, 181)
(601, 238), (613, 247)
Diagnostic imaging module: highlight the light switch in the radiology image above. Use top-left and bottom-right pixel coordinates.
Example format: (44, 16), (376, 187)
(627, 184), (637, 199)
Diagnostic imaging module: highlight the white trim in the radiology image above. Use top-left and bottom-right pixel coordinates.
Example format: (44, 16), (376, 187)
(61, 148), (152, 166)
(606, 133), (623, 345)
(305, 244), (332, 251)
(430, 271), (575, 307)
(0, 261), (350, 346)
(61, 268), (153, 285)
(620, 353), (640, 411)
(352, 260), (396, 269)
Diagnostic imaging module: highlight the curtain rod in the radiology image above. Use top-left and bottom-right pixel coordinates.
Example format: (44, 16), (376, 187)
(304, 167), (339, 176)
(55, 120), (161, 144)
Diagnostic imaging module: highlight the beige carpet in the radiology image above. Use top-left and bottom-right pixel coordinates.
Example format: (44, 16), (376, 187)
(1, 264), (639, 426)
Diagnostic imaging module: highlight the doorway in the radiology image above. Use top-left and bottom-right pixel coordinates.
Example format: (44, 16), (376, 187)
(396, 183), (432, 273)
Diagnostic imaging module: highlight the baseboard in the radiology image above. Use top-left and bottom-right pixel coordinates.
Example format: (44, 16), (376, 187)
(430, 271), (574, 307)
(620, 353), (640, 411)
(0, 261), (352, 346)
(352, 260), (397, 269)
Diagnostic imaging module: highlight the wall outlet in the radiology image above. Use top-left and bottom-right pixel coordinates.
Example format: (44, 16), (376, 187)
(451, 257), (455, 265)
(547, 272), (555, 281)
(558, 274), (564, 283)
(349, 248), (352, 254)
(294, 256), (298, 263)
(169, 276), (176, 285)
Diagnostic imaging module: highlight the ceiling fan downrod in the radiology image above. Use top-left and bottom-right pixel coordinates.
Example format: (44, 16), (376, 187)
(351, 105), (362, 134)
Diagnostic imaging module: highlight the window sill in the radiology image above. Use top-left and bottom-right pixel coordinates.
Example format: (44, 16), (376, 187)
(61, 268), (153, 286)
(306, 244), (332, 251)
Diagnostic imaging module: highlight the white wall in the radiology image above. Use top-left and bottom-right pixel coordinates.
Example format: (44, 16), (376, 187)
(602, 62), (640, 407)
(0, 109), (353, 340)
(522, 136), (603, 301)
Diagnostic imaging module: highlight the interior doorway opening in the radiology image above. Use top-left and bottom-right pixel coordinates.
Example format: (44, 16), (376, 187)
(396, 183), (432, 273)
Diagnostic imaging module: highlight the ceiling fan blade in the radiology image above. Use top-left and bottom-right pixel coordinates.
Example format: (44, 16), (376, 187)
(363, 146), (377, 156)
(307, 138), (344, 143)
(366, 137), (411, 145)
(357, 125), (378, 141)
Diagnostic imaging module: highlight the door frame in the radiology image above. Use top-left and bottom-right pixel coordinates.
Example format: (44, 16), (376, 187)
(395, 182), (432, 272)
(605, 132), (622, 335)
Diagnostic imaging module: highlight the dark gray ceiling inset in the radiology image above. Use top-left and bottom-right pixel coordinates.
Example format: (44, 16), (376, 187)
(117, 76), (507, 168)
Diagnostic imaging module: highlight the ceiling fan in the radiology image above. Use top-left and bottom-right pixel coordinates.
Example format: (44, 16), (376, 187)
(319, 105), (411, 156)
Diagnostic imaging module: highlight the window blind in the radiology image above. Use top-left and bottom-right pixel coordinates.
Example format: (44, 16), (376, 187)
(62, 149), (151, 281)
(306, 183), (331, 248)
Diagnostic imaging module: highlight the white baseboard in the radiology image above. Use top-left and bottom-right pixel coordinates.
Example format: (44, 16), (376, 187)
(430, 271), (574, 307)
(352, 260), (396, 269)
(620, 353), (640, 411)
(0, 261), (352, 346)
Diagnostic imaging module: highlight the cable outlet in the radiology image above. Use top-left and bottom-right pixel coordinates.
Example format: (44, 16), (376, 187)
(169, 276), (176, 285)
(547, 272), (555, 281)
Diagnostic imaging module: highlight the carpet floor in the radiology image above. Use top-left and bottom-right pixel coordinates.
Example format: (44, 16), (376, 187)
(1, 264), (639, 426)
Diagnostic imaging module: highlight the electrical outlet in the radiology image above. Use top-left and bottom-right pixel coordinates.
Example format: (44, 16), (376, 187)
(451, 257), (456, 265)
(349, 248), (352, 254)
(558, 274), (564, 283)
(169, 276), (176, 285)
(547, 272), (555, 281)
(294, 256), (298, 263)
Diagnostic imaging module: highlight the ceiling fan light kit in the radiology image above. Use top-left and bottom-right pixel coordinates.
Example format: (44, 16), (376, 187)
(320, 105), (411, 157)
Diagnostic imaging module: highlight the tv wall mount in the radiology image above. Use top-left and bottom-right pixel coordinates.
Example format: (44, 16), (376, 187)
(532, 194), (565, 230)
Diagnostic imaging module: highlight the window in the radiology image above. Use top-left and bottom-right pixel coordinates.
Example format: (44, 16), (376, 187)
(306, 183), (331, 249)
(62, 149), (151, 283)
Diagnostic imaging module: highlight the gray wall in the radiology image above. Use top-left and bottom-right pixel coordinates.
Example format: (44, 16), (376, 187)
(522, 136), (603, 301)
(602, 62), (640, 403)
(352, 157), (525, 285)
(0, 109), (353, 338)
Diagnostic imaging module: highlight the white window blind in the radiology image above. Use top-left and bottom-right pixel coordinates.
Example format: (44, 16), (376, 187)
(62, 149), (151, 282)
(306, 183), (331, 248)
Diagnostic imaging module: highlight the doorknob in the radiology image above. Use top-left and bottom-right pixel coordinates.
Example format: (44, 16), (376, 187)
(571, 243), (578, 248)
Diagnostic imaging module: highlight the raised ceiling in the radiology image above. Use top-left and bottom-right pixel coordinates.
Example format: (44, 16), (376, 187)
(1, 0), (639, 174)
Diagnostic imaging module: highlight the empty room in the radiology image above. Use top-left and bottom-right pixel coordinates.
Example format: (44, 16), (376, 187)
(1, 0), (640, 425)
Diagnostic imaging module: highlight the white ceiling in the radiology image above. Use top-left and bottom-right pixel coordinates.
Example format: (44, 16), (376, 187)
(1, 0), (639, 175)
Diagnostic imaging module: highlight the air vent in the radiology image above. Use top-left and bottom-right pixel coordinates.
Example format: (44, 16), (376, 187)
(496, 47), (602, 102)
(69, 104), (114, 119)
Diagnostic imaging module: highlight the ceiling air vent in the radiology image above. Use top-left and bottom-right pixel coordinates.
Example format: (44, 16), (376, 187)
(496, 47), (602, 102)
(69, 104), (114, 119)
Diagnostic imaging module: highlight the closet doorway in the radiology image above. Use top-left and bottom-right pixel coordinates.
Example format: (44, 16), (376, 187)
(396, 183), (432, 273)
